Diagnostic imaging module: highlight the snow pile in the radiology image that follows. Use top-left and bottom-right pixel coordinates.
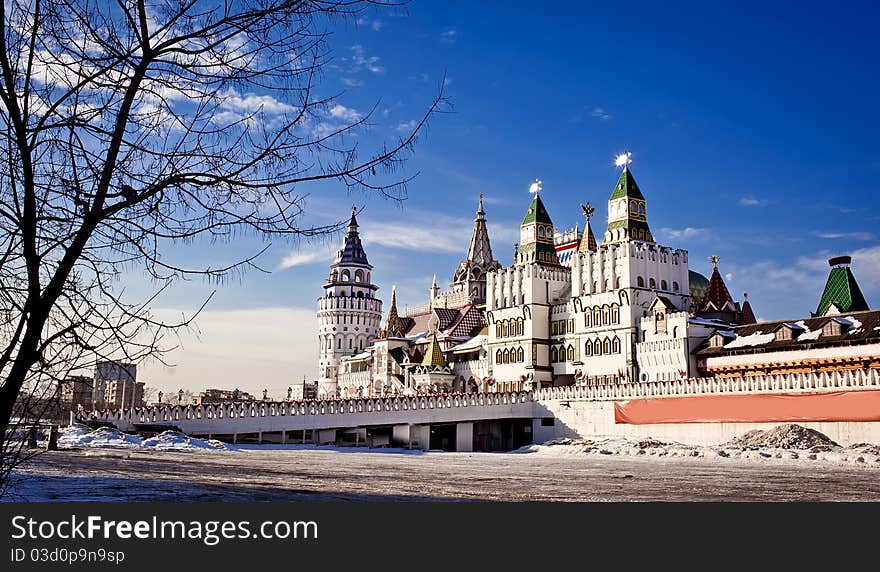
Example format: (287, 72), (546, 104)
(141, 431), (228, 451)
(58, 425), (227, 451)
(794, 321), (822, 342)
(724, 331), (775, 348)
(517, 425), (880, 468)
(723, 424), (836, 450)
(59, 426), (142, 448)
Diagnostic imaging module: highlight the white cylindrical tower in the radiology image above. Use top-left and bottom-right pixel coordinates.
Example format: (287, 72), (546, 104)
(317, 208), (382, 397)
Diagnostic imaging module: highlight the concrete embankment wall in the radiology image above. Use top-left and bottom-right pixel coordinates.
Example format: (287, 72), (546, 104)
(536, 399), (880, 446)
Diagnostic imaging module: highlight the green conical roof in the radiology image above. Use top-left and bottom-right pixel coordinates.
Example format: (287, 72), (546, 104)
(816, 258), (869, 315)
(521, 194), (553, 225)
(609, 167), (645, 200)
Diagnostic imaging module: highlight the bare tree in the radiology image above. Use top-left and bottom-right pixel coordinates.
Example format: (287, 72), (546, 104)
(0, 0), (445, 495)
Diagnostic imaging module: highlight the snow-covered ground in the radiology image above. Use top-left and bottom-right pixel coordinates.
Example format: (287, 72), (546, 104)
(59, 426), (228, 451)
(55, 423), (880, 470)
(515, 437), (880, 470)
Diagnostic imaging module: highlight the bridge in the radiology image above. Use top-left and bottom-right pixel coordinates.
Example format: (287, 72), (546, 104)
(78, 369), (880, 450)
(79, 391), (549, 451)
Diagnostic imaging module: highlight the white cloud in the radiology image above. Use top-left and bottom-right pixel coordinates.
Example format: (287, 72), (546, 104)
(329, 104), (362, 122)
(441, 28), (458, 44)
(356, 18), (384, 31)
(659, 227), (709, 240)
(590, 107), (612, 121)
(341, 77), (364, 87)
(139, 307), (318, 398)
(360, 221), (465, 253)
(395, 119), (417, 132)
(816, 231), (874, 241)
(219, 88), (294, 114)
(737, 197), (767, 207)
(350, 44), (384, 74)
(277, 250), (333, 270)
(725, 272), (734, 281)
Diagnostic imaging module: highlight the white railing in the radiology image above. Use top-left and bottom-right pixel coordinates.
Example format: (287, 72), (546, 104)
(534, 369), (880, 402)
(79, 391), (535, 426)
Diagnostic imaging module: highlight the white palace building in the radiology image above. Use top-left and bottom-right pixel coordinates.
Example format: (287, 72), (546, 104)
(316, 155), (875, 399)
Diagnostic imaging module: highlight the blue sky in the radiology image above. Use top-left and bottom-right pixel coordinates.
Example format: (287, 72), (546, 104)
(138, 1), (880, 395)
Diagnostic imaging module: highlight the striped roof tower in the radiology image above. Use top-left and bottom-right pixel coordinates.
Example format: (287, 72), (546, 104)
(816, 256), (870, 316)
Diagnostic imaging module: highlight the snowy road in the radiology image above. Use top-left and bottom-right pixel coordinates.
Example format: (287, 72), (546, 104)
(7, 446), (880, 502)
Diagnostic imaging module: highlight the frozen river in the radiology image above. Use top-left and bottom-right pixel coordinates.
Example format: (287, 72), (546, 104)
(7, 445), (880, 502)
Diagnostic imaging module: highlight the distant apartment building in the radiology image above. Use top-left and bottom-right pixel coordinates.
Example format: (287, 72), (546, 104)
(192, 388), (256, 405)
(289, 380), (319, 400)
(93, 361), (143, 409)
(60, 375), (93, 412)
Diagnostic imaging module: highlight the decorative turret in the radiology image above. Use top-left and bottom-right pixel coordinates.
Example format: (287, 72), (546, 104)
(579, 201), (598, 253)
(695, 255), (754, 325)
(421, 333), (448, 367)
(383, 285), (404, 338)
(815, 255), (870, 316)
(515, 179), (561, 266)
(450, 194), (502, 304)
(317, 206), (382, 397)
(604, 152), (654, 244)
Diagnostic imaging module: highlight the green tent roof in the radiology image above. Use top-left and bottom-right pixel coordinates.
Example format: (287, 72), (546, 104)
(816, 265), (869, 315)
(609, 168), (645, 201)
(521, 194), (553, 225)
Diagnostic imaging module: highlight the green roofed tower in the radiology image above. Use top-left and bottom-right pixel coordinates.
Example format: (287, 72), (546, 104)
(515, 179), (560, 266)
(815, 256), (870, 316)
(604, 158), (654, 244)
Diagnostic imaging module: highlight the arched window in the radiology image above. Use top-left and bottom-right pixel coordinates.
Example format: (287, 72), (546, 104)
(341, 270), (350, 282)
(517, 318), (524, 336)
(593, 281), (599, 293)
(615, 277), (621, 289)
(605, 278), (612, 291)
(551, 347), (558, 363)
(538, 226), (545, 238)
(349, 338), (353, 349)
(496, 323), (502, 337)
(584, 341), (592, 356)
(630, 203), (638, 214)
(611, 304), (620, 323)
(612, 337), (621, 353)
(517, 347), (524, 362)
(354, 270), (364, 283)
(661, 280), (668, 291)
(637, 276), (645, 287)
(567, 345), (574, 361)
(593, 340), (602, 355)
(602, 305), (610, 324)
(585, 312), (592, 328)
(593, 308), (601, 325)
(496, 349), (503, 364)
(503, 349), (510, 364)
(649, 278), (656, 289)
(337, 338), (342, 349)
(603, 339), (611, 354)
(673, 281), (680, 292)
(502, 321), (509, 337)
